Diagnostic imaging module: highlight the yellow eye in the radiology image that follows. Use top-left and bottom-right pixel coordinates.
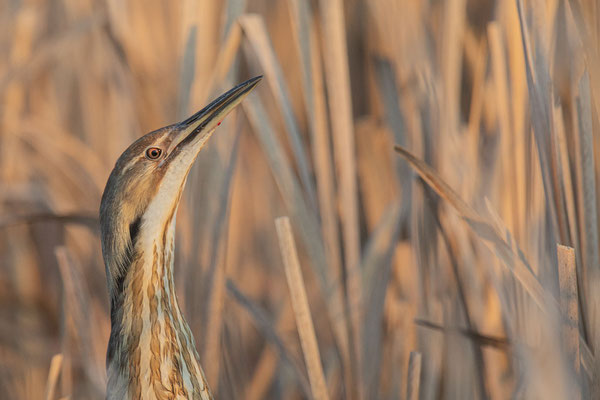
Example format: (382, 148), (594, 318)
(145, 147), (162, 160)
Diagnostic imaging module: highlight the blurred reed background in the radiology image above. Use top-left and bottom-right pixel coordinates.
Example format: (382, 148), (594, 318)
(1, 0), (600, 398)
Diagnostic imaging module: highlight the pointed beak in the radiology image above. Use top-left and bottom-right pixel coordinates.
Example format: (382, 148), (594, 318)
(166, 75), (262, 157)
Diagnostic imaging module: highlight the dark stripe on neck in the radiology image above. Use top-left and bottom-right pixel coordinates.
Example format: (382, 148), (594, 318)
(129, 216), (142, 247)
(107, 215), (142, 369)
(113, 216), (142, 297)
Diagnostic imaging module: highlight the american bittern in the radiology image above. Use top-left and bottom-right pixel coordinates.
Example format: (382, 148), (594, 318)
(99, 76), (262, 399)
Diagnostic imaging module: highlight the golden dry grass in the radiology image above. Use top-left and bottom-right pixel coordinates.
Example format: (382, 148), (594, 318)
(1, 0), (599, 398)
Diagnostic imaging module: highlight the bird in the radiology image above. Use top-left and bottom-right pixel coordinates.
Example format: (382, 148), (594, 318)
(99, 76), (262, 399)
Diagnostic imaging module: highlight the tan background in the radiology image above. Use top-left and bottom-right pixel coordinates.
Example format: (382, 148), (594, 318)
(0, 0), (598, 399)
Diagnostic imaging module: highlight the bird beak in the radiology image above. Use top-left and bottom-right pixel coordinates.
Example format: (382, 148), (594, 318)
(166, 75), (262, 157)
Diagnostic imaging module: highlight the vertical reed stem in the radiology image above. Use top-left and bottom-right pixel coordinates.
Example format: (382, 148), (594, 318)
(406, 351), (422, 400)
(275, 216), (330, 400)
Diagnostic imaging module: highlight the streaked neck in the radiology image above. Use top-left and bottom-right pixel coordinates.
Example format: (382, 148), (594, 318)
(106, 217), (211, 400)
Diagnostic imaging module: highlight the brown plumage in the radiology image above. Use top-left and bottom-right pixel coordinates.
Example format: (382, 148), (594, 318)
(99, 76), (262, 399)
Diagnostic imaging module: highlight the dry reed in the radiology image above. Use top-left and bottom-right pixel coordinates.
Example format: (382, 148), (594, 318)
(1, 0), (599, 399)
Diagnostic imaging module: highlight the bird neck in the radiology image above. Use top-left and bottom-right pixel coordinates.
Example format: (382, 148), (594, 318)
(106, 217), (212, 399)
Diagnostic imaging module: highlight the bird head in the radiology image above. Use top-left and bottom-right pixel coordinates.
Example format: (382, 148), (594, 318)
(99, 76), (261, 298)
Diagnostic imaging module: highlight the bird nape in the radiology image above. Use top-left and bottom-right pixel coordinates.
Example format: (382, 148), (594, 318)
(99, 76), (262, 400)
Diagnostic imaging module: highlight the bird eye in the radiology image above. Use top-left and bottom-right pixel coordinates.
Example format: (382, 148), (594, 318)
(145, 147), (162, 160)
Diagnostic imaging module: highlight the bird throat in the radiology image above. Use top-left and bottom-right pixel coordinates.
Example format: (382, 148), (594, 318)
(106, 215), (211, 399)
